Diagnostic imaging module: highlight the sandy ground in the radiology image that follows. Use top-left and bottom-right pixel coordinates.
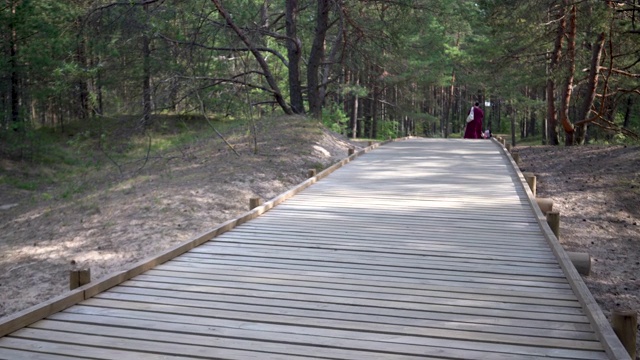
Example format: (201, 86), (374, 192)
(0, 116), (364, 319)
(1, 123), (638, 356)
(517, 144), (640, 357)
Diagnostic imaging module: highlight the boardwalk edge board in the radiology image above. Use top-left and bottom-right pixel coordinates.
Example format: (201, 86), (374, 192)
(494, 138), (631, 360)
(0, 138), (403, 338)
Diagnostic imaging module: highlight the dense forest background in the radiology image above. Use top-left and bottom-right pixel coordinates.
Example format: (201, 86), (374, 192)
(1, 0), (639, 161)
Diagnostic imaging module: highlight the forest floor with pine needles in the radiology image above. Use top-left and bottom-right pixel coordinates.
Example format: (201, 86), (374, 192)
(0, 122), (638, 355)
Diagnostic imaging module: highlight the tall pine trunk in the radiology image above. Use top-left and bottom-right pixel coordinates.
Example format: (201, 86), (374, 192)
(545, 4), (566, 145)
(141, 4), (152, 127)
(9, 0), (20, 127)
(307, 0), (330, 118)
(575, 32), (605, 144)
(560, 3), (576, 145)
(285, 0), (304, 114)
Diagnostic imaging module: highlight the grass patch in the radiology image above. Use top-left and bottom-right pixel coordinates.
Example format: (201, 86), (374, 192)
(4, 177), (39, 191)
(1, 114), (250, 197)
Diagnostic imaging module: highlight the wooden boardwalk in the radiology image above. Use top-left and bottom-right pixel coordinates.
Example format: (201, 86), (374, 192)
(0, 138), (629, 359)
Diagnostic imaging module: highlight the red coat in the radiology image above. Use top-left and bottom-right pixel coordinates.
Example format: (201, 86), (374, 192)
(463, 106), (484, 139)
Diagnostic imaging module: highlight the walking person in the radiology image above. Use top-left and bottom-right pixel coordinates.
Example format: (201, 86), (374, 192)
(463, 102), (484, 139)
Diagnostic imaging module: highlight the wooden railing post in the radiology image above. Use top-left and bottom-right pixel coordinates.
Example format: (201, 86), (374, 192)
(546, 211), (560, 238)
(512, 152), (521, 164)
(249, 197), (263, 210)
(611, 310), (637, 359)
(535, 198), (554, 215)
(348, 148), (355, 156)
(523, 172), (536, 197)
(307, 169), (317, 178)
(69, 269), (91, 290)
(566, 252), (591, 276)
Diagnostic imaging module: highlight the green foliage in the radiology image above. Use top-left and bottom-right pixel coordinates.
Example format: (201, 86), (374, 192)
(378, 121), (399, 140)
(322, 104), (349, 134)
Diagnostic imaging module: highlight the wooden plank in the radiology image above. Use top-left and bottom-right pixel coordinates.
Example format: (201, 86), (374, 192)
(257, 209), (543, 232)
(24, 320), (437, 360)
(0, 290), (84, 338)
(195, 242), (562, 267)
(117, 278), (586, 323)
(189, 246), (567, 276)
(214, 234), (558, 260)
(233, 217), (548, 240)
(43, 312), (602, 360)
(227, 223), (550, 247)
(114, 280), (589, 331)
(0, 347), (80, 360)
(141, 268), (583, 314)
(166, 258), (580, 300)
(234, 217), (548, 240)
(224, 219), (550, 241)
(97, 288), (593, 336)
(160, 256), (567, 289)
(214, 235), (554, 258)
(277, 200), (539, 222)
(155, 263), (579, 306)
(8, 328), (320, 360)
(0, 337), (189, 360)
(180, 253), (572, 291)
(66, 300), (605, 357)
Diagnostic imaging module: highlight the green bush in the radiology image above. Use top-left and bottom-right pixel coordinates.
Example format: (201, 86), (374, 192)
(322, 104), (349, 134)
(378, 120), (399, 140)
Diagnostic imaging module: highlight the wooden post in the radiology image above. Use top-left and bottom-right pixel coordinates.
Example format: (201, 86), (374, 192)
(249, 197), (262, 210)
(307, 169), (316, 178)
(368, 141), (373, 147)
(512, 153), (521, 164)
(348, 148), (355, 156)
(611, 310), (637, 359)
(546, 211), (560, 238)
(566, 251), (591, 276)
(69, 269), (91, 290)
(535, 198), (554, 215)
(523, 172), (536, 197)
(506, 144), (512, 153)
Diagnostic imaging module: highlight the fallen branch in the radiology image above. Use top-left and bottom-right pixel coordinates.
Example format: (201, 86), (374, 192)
(196, 92), (240, 157)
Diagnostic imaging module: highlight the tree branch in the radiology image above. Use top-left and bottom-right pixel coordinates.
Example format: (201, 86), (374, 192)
(196, 92), (240, 157)
(597, 66), (640, 78)
(158, 33), (289, 66)
(210, 0), (292, 114)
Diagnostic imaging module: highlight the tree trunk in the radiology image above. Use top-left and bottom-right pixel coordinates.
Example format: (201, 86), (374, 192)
(351, 75), (359, 139)
(142, 4), (152, 127)
(372, 81), (379, 139)
(623, 97), (632, 129)
(75, 16), (89, 122)
(285, 0), (304, 114)
(546, 3), (566, 145)
(307, 0), (330, 118)
(575, 32), (605, 144)
(560, 3), (576, 145)
(320, 15), (343, 110)
(9, 0), (20, 126)
(142, 32), (152, 126)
